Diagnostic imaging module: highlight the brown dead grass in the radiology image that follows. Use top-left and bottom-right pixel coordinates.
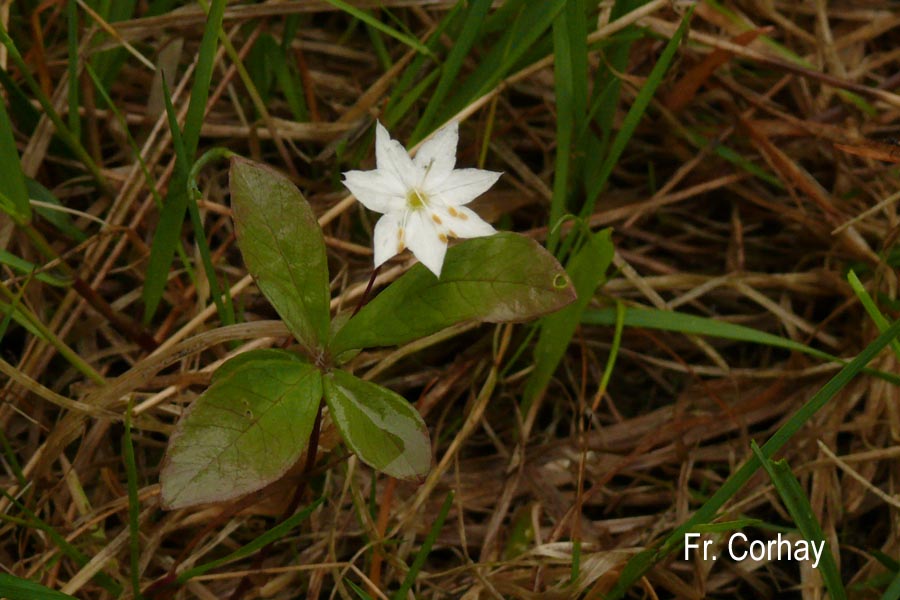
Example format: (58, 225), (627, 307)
(2, 1), (900, 598)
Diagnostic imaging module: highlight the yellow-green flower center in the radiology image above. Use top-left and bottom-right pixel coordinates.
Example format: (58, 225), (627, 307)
(406, 188), (428, 210)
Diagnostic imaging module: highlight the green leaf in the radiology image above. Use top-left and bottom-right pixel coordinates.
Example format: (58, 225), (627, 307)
(331, 232), (575, 354)
(212, 348), (307, 383)
(524, 228), (613, 408)
(0, 574), (78, 600)
(160, 357), (322, 509)
(229, 157), (330, 354)
(750, 442), (846, 600)
(323, 370), (430, 479)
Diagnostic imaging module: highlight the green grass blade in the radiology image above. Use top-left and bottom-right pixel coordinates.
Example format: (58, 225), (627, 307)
(583, 306), (826, 356)
(411, 0), (492, 141)
(676, 125), (782, 187)
(84, 63), (196, 287)
(703, 0), (874, 116)
(143, 78), (189, 323)
(123, 401), (143, 600)
(383, 5), (461, 127)
(882, 571), (900, 600)
(272, 48), (309, 122)
(0, 427), (25, 487)
(524, 228), (614, 410)
(346, 579), (376, 600)
(750, 441), (846, 600)
(385, 69), (441, 130)
(439, 0), (567, 123)
(88, 0), (138, 86)
(0, 271), (41, 344)
(0, 280), (104, 384)
(0, 574), (79, 600)
(143, 0), (226, 322)
(321, 0), (431, 56)
(246, 34), (276, 107)
(581, 7), (693, 219)
(0, 87), (31, 225)
(0, 66), (40, 130)
(581, 306), (900, 385)
(0, 300), (44, 339)
(607, 316), (900, 598)
(187, 148), (236, 326)
(0, 491), (122, 595)
(547, 0), (586, 252)
(547, 10), (575, 253)
(0, 25), (109, 194)
(0, 250), (70, 287)
(595, 299), (626, 402)
(0, 297), (48, 341)
(67, 0), (80, 138)
(847, 269), (900, 360)
(365, 22), (393, 70)
(391, 491), (454, 600)
(158, 78), (231, 324)
(26, 178), (88, 242)
(181, 0), (225, 158)
(693, 518), (764, 533)
(176, 497), (324, 583)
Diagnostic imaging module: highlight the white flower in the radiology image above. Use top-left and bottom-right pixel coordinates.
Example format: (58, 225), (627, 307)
(342, 121), (501, 277)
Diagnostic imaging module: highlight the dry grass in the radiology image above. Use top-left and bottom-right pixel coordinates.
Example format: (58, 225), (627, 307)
(2, 0), (900, 598)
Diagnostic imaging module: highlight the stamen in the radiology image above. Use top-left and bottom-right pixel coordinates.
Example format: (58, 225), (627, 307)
(448, 207), (459, 217)
(438, 233), (448, 243)
(406, 189), (427, 209)
(432, 214), (442, 224)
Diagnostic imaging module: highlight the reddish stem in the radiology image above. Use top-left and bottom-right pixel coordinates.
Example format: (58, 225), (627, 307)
(351, 266), (381, 318)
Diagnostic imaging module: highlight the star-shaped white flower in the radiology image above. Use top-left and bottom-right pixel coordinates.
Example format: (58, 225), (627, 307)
(342, 121), (501, 277)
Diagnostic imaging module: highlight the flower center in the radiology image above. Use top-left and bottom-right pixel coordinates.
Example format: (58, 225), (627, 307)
(406, 188), (429, 210)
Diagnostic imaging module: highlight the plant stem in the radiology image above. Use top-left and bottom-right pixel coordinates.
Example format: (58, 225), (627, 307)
(352, 266), (381, 317)
(368, 476), (396, 592)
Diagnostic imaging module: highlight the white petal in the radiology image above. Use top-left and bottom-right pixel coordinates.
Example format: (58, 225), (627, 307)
(435, 205), (495, 239)
(406, 210), (447, 277)
(372, 212), (404, 268)
(414, 121), (458, 185)
(342, 169), (405, 214)
(375, 121), (418, 188)
(431, 168), (501, 206)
